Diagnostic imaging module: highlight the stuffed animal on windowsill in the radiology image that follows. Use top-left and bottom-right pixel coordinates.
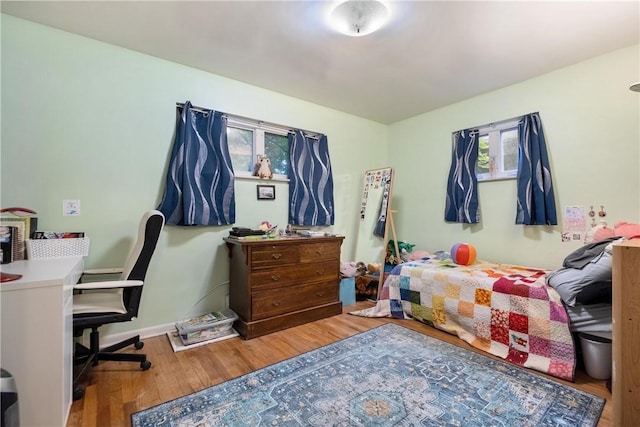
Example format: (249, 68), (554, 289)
(253, 155), (274, 180)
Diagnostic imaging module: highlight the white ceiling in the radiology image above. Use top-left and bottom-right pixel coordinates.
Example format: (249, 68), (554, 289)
(2, 1), (639, 124)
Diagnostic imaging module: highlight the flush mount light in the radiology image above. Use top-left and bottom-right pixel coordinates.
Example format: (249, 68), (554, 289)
(327, 0), (390, 37)
(630, 82), (640, 92)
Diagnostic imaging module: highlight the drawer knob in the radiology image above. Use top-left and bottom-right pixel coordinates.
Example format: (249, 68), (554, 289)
(271, 275), (281, 281)
(316, 291), (325, 297)
(316, 269), (324, 275)
(272, 253), (282, 260)
(272, 301), (281, 307)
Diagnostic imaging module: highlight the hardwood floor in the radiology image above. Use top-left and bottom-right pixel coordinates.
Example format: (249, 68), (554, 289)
(68, 302), (612, 427)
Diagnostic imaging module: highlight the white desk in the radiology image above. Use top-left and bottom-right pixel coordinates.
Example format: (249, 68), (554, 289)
(1, 257), (84, 427)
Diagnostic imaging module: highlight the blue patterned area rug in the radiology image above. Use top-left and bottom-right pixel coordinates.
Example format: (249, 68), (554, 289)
(131, 324), (604, 426)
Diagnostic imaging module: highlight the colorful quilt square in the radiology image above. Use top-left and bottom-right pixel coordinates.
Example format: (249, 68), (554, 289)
(548, 360), (575, 380)
(458, 300), (475, 318)
(432, 295), (445, 310)
(509, 330), (530, 352)
(410, 267), (424, 278)
(491, 325), (509, 345)
(491, 308), (509, 329)
(510, 284), (531, 298)
(398, 275), (411, 289)
(529, 336), (551, 357)
(550, 340), (575, 363)
(509, 295), (529, 315)
(550, 301), (569, 322)
(506, 346), (528, 366)
(471, 337), (491, 352)
(432, 308), (446, 325)
(400, 288), (419, 304)
(390, 299), (405, 319)
(528, 316), (551, 339)
(378, 286), (390, 300)
(409, 302), (431, 322)
(475, 288), (492, 306)
(493, 277), (516, 294)
(529, 286), (549, 300)
(509, 312), (529, 334)
(445, 283), (460, 299)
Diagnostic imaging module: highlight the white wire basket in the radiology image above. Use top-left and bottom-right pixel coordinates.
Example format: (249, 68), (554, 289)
(26, 237), (90, 259)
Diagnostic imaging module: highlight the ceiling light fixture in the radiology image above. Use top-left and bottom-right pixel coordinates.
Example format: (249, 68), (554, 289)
(327, 0), (390, 37)
(630, 82), (640, 92)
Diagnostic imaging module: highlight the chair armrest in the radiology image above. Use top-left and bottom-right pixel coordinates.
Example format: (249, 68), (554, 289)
(74, 280), (143, 290)
(82, 268), (123, 275)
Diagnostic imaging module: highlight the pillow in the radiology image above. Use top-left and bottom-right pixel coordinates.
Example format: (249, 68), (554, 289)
(546, 250), (613, 307)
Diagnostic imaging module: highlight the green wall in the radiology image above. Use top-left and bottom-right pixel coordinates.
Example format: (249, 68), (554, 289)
(388, 45), (640, 269)
(2, 14), (639, 338)
(0, 15), (388, 335)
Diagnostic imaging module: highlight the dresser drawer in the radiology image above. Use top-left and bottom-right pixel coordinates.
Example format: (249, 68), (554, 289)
(252, 281), (338, 320)
(251, 244), (299, 269)
(299, 241), (340, 262)
(250, 260), (339, 291)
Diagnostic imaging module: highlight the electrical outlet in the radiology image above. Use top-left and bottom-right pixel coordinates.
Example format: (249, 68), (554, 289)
(63, 199), (80, 216)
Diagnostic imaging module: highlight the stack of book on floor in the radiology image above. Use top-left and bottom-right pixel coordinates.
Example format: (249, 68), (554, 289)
(167, 308), (239, 352)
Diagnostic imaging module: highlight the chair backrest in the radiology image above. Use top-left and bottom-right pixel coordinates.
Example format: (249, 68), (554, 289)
(120, 210), (165, 317)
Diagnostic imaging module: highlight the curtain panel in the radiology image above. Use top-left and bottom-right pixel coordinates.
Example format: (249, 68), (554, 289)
(157, 101), (236, 225)
(516, 113), (558, 225)
(287, 130), (335, 226)
(444, 129), (480, 223)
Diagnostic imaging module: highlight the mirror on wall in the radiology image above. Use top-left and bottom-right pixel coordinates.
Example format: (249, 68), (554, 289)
(353, 167), (395, 275)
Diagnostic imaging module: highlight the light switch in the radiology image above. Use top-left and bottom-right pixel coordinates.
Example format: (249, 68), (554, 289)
(63, 199), (80, 216)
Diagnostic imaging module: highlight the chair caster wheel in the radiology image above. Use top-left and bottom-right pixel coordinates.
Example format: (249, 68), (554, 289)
(134, 341), (144, 350)
(73, 387), (85, 401)
(141, 360), (152, 370)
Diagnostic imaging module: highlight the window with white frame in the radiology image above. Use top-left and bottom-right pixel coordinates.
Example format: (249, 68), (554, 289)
(226, 118), (290, 179)
(476, 119), (519, 181)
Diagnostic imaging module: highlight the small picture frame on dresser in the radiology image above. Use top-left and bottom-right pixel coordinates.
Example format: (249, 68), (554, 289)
(257, 185), (275, 200)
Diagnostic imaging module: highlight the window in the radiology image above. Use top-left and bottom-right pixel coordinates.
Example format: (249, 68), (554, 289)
(475, 119), (519, 181)
(226, 118), (289, 179)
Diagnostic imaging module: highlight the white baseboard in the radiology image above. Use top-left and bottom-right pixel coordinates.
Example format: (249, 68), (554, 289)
(99, 322), (176, 349)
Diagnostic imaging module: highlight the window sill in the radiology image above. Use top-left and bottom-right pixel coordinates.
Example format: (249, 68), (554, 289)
(236, 174), (290, 183)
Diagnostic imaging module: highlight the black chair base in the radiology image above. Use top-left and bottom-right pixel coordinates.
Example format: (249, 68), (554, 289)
(72, 328), (151, 400)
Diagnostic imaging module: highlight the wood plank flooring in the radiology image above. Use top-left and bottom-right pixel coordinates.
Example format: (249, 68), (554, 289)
(68, 302), (612, 427)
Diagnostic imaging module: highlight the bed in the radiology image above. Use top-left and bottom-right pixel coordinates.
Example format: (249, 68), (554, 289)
(351, 253), (580, 381)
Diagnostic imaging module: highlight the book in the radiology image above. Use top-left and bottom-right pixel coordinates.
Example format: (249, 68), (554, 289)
(0, 225), (15, 264)
(0, 216), (37, 239)
(0, 221), (25, 260)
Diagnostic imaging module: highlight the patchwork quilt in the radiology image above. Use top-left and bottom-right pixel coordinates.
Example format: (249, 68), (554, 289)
(351, 254), (576, 381)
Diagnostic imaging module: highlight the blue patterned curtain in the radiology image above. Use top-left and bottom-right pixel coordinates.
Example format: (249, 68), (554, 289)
(444, 129), (480, 223)
(515, 113), (557, 225)
(157, 101), (236, 225)
(287, 130), (334, 226)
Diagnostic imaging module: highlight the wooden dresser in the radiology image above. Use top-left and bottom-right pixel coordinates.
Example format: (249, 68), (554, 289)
(224, 235), (344, 339)
(612, 239), (640, 426)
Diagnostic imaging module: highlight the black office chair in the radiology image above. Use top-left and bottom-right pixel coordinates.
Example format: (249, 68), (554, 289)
(72, 210), (165, 400)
